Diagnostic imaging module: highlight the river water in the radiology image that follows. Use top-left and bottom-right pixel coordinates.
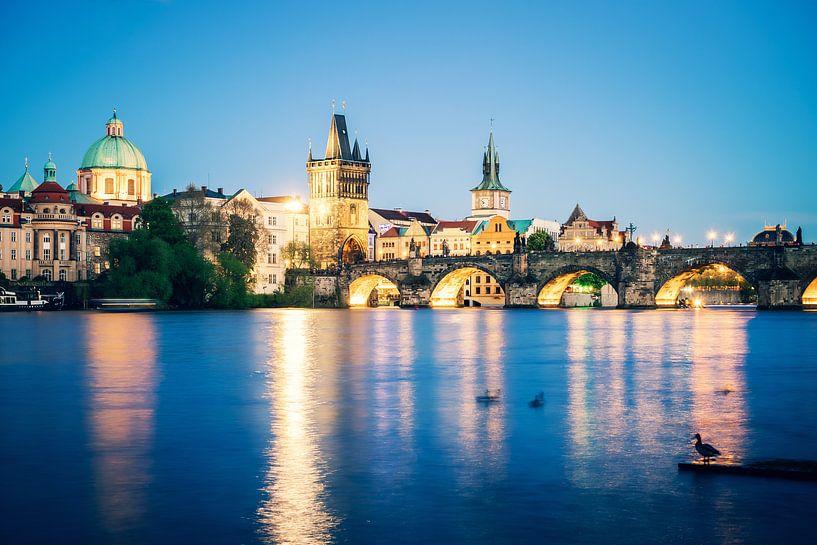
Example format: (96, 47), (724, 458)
(1, 308), (817, 544)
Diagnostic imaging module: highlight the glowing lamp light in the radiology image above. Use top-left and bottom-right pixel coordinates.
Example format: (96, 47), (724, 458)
(651, 233), (660, 244)
(707, 230), (717, 241)
(724, 232), (735, 245)
(285, 198), (303, 212)
(673, 235), (682, 245)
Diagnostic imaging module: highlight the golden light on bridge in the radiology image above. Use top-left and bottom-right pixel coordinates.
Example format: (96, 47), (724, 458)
(348, 274), (400, 307)
(654, 262), (748, 307)
(803, 277), (817, 307)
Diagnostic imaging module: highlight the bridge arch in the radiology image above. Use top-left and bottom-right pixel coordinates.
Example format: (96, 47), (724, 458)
(803, 276), (817, 307)
(348, 272), (401, 307)
(430, 263), (506, 307)
(654, 260), (754, 307)
(536, 266), (618, 308)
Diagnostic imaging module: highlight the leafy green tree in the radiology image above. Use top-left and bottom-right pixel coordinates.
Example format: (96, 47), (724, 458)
(222, 214), (259, 270)
(105, 230), (173, 301)
(168, 243), (215, 308)
(0, 271), (8, 289)
(282, 241), (318, 269)
(573, 272), (606, 291)
(210, 252), (251, 308)
(140, 198), (186, 246)
(527, 231), (555, 252)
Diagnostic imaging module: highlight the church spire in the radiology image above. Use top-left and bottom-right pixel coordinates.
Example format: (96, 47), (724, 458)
(352, 137), (361, 160)
(324, 113), (352, 160)
(308, 138), (313, 161)
(473, 126), (509, 191)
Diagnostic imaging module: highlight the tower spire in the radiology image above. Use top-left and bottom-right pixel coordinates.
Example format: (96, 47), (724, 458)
(308, 138), (313, 161)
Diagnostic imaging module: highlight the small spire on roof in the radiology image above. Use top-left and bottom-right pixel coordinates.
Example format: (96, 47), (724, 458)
(308, 138), (313, 161)
(341, 99), (347, 112)
(113, 107), (117, 118)
(25, 156), (28, 170)
(48, 151), (53, 161)
(331, 98), (336, 114)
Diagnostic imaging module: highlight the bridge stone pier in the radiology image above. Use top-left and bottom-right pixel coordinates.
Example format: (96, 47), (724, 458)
(335, 245), (817, 310)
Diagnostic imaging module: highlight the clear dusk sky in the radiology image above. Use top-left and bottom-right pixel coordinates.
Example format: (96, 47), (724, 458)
(2, 1), (816, 244)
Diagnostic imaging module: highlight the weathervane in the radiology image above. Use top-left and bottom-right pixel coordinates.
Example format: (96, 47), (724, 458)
(331, 99), (336, 114)
(341, 99), (347, 112)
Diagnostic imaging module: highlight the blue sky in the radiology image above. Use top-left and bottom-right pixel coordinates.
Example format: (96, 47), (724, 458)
(2, 1), (816, 244)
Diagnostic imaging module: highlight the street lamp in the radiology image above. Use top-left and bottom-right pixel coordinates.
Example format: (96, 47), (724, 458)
(672, 234), (682, 246)
(724, 232), (734, 246)
(651, 233), (660, 246)
(707, 230), (717, 247)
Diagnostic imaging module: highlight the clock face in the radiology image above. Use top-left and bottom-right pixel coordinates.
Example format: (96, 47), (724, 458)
(480, 197), (489, 208)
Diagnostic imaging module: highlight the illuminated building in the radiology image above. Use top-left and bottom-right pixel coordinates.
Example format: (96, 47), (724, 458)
(307, 112), (371, 268)
(76, 110), (152, 205)
(559, 203), (625, 252)
(0, 157), (139, 282)
(748, 224), (801, 247)
(429, 220), (478, 256)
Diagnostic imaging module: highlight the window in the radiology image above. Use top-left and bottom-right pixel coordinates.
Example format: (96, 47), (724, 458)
(25, 232), (31, 242)
(92, 215), (103, 229)
(11, 232), (17, 243)
(495, 286), (502, 294)
(127, 179), (135, 195)
(25, 249), (31, 260)
(94, 263), (101, 274)
(105, 178), (114, 193)
(94, 246), (101, 257)
(59, 269), (67, 281)
(272, 253), (277, 264)
(268, 274), (272, 284)
(112, 215), (123, 230)
(43, 248), (51, 260)
(475, 276), (481, 284)
(272, 216), (277, 226)
(25, 269), (31, 278)
(267, 234), (272, 244)
(476, 287), (481, 295)
(43, 269), (51, 281)
(268, 216), (272, 226)
(272, 235), (277, 245)
(11, 249), (16, 260)
(272, 273), (277, 284)
(60, 249), (65, 260)
(11, 269), (17, 280)
(1, 210), (10, 223)
(267, 253), (272, 264)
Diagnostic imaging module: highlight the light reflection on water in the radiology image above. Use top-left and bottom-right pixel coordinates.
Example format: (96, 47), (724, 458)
(257, 311), (337, 544)
(3, 308), (817, 545)
(86, 313), (156, 540)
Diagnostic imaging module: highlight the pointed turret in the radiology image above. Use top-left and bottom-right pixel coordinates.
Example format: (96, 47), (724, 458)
(352, 138), (361, 160)
(472, 128), (510, 191)
(365, 145), (369, 162)
(308, 139), (313, 162)
(8, 157), (39, 194)
(324, 114), (352, 160)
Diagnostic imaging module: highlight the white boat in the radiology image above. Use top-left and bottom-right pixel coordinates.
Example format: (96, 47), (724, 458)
(0, 287), (54, 311)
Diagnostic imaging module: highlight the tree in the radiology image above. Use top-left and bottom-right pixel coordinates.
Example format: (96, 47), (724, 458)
(140, 198), (186, 246)
(282, 241), (318, 269)
(210, 251), (251, 308)
(104, 230), (174, 301)
(527, 231), (555, 252)
(573, 272), (607, 291)
(222, 213), (260, 270)
(168, 242), (215, 308)
(171, 183), (223, 256)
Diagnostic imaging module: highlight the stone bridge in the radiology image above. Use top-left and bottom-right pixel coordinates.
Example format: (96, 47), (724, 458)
(330, 245), (817, 309)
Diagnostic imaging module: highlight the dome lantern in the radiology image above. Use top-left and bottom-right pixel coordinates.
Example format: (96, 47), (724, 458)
(106, 108), (124, 137)
(44, 153), (57, 182)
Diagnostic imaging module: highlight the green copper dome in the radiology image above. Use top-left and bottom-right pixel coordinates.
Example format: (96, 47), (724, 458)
(79, 112), (149, 171)
(8, 160), (39, 193)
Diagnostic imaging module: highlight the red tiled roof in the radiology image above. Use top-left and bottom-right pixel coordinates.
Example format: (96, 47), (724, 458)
(76, 203), (141, 219)
(380, 226), (401, 237)
(433, 220), (478, 233)
(29, 181), (70, 203)
(0, 197), (25, 212)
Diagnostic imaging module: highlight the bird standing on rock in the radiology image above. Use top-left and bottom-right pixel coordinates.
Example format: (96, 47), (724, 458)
(693, 433), (721, 463)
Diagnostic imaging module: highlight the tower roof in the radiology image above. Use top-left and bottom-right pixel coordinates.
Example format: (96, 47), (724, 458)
(565, 203), (587, 224)
(472, 128), (510, 192)
(325, 114), (353, 160)
(8, 159), (39, 193)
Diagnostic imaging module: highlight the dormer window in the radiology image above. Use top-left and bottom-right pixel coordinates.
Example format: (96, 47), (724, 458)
(92, 214), (103, 229)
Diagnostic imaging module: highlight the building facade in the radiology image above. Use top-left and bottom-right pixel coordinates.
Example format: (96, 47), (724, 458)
(307, 113), (371, 268)
(558, 204), (624, 252)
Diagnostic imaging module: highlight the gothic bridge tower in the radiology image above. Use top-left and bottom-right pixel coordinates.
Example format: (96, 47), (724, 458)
(470, 128), (511, 219)
(307, 112), (371, 268)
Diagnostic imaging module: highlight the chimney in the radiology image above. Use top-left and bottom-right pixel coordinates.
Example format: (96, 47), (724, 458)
(173, 188), (177, 196)
(217, 187), (224, 195)
(394, 207), (403, 212)
(152, 193), (157, 199)
(201, 185), (207, 194)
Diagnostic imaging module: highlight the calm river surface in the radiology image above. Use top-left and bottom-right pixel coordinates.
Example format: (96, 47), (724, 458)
(2, 308), (817, 544)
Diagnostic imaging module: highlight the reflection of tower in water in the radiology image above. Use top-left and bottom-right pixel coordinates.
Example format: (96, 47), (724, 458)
(257, 311), (337, 545)
(86, 314), (156, 539)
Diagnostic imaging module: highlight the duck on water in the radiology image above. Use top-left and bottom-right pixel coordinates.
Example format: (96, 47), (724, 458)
(694, 433), (721, 464)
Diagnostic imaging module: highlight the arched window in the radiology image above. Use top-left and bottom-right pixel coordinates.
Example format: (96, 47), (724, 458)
(351, 204), (357, 226)
(59, 269), (67, 281)
(43, 208), (50, 214)
(111, 215), (123, 230)
(92, 214), (103, 229)
(105, 178), (114, 194)
(127, 179), (135, 195)
(43, 269), (52, 281)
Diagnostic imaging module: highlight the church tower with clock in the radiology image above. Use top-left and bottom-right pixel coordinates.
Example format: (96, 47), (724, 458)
(470, 128), (511, 218)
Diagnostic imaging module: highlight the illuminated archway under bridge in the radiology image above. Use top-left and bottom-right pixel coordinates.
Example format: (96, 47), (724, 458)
(654, 262), (753, 307)
(430, 266), (503, 307)
(803, 277), (817, 307)
(537, 269), (618, 307)
(348, 274), (401, 307)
